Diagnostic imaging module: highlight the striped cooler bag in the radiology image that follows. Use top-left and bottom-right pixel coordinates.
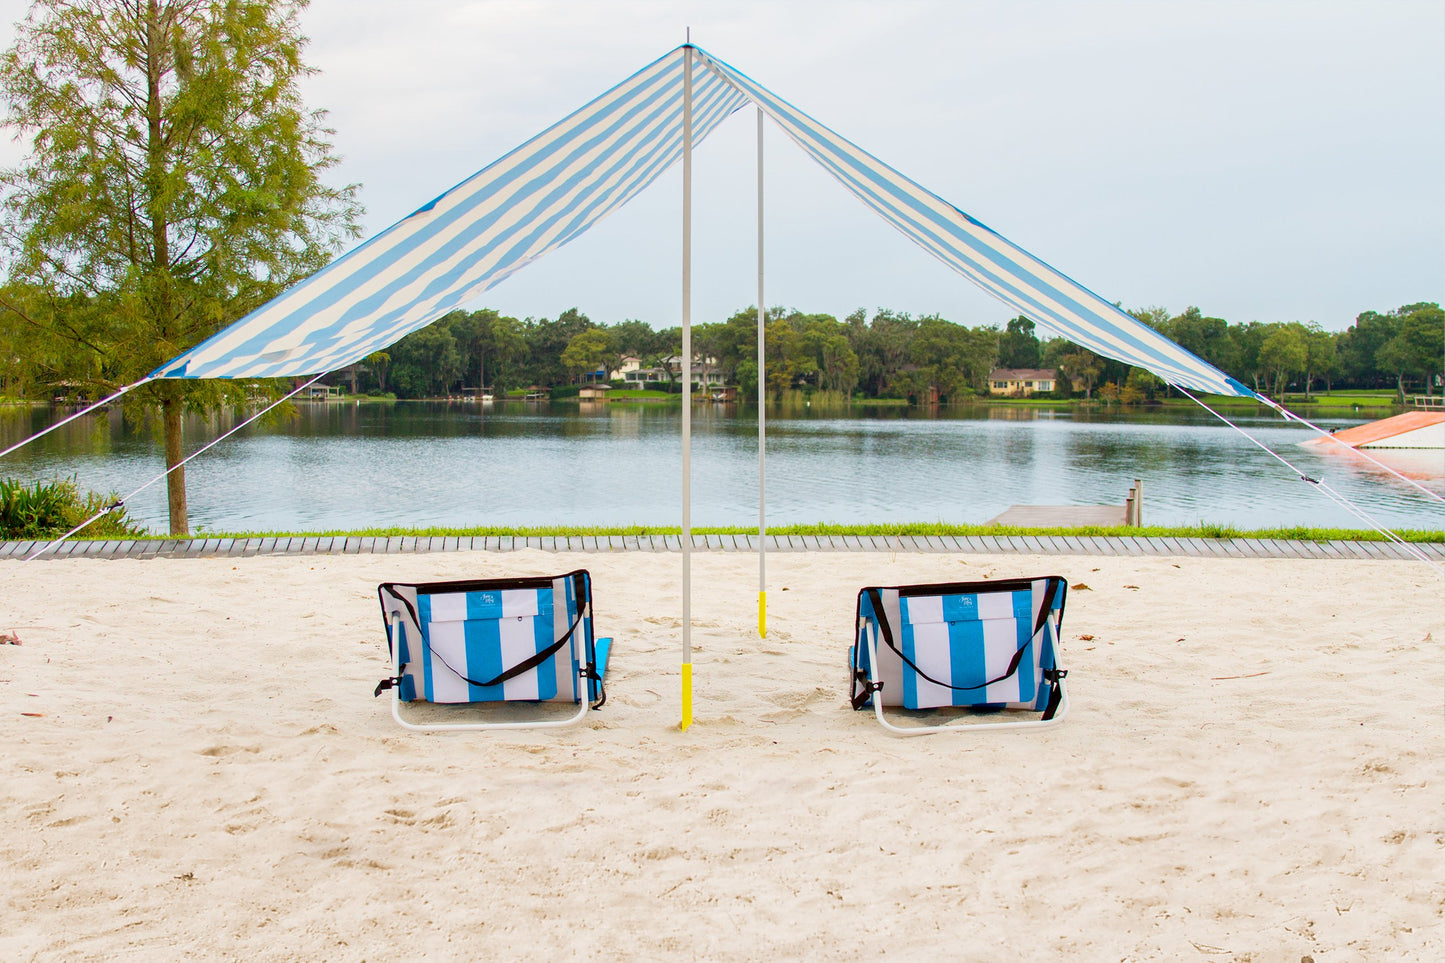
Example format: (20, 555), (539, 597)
(375, 570), (610, 731)
(850, 576), (1069, 734)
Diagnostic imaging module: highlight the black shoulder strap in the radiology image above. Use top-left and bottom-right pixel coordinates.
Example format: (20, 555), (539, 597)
(378, 585), (420, 638)
(1034, 577), (1066, 636)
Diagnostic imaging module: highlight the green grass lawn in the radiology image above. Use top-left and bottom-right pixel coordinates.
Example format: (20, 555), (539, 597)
(1156, 390), (1404, 412)
(100, 520), (1442, 544)
(1272, 390), (1405, 410)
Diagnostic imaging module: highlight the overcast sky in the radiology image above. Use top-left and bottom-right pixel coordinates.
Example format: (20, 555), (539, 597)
(1, 0), (1441, 333)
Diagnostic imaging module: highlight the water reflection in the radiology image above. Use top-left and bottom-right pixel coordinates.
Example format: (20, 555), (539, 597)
(1311, 446), (1444, 485)
(0, 400), (1440, 533)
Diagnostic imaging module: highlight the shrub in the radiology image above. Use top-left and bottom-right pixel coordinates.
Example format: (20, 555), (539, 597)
(0, 477), (147, 540)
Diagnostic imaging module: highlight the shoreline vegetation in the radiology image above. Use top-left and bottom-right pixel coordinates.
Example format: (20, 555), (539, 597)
(271, 388), (1427, 421)
(10, 522), (1440, 545)
(574, 386), (1414, 410)
(4, 385), (1402, 411)
(6, 389), (1421, 423)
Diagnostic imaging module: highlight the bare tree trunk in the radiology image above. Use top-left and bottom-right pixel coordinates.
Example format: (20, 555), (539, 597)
(145, 4), (185, 535)
(161, 385), (188, 535)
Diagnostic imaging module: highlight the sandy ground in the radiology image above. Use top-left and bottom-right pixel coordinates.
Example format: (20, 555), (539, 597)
(1, 549), (1441, 961)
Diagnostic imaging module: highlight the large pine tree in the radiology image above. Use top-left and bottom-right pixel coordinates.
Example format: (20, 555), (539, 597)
(1, 0), (360, 533)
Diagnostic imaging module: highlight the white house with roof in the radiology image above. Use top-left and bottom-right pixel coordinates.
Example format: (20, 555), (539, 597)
(611, 356), (667, 387)
(610, 355), (726, 389)
(988, 368), (1059, 396)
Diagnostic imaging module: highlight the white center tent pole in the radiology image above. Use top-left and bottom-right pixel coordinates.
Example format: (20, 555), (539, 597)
(756, 105), (767, 639)
(679, 44), (695, 731)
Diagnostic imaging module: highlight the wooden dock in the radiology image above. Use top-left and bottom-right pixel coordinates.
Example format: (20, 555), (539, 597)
(990, 479), (1143, 528)
(988, 504), (1128, 526)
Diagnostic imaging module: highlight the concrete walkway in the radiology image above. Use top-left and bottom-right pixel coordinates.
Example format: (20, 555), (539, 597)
(3, 534), (1441, 561)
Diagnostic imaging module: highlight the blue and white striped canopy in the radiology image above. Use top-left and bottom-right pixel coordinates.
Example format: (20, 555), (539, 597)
(153, 45), (1255, 399)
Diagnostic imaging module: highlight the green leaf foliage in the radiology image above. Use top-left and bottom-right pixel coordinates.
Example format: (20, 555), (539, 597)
(0, 0), (362, 532)
(0, 475), (146, 539)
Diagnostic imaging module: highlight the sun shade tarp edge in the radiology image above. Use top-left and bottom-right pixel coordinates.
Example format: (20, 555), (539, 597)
(152, 44), (1256, 400)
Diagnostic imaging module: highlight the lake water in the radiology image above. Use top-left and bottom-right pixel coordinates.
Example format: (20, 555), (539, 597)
(1, 400), (1441, 534)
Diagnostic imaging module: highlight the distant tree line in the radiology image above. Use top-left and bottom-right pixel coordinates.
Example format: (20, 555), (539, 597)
(298, 300), (1442, 403)
(2, 295), (1439, 405)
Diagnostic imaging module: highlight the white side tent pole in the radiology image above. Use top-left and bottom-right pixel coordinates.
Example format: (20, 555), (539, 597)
(679, 45), (695, 731)
(757, 105), (767, 639)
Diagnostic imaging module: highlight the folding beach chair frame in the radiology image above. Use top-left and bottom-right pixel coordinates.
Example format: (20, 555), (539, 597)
(853, 577), (1070, 736)
(376, 570), (607, 733)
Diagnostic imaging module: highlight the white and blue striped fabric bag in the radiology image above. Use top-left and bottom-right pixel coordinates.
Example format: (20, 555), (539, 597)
(852, 577), (1067, 713)
(378, 571), (606, 705)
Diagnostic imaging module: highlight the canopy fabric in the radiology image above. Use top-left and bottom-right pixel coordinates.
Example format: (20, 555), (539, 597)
(153, 45), (1255, 400)
(154, 49), (749, 380)
(693, 49), (1255, 399)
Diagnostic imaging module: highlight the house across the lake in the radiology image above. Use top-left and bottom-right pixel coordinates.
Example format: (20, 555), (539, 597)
(610, 354), (726, 390)
(988, 368), (1058, 397)
(612, 356), (668, 388)
(578, 384), (613, 401)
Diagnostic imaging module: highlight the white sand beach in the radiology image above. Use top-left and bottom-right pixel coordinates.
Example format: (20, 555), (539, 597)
(2, 549), (1441, 960)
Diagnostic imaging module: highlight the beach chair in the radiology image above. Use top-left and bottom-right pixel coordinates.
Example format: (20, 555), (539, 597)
(849, 576), (1069, 735)
(374, 569), (611, 732)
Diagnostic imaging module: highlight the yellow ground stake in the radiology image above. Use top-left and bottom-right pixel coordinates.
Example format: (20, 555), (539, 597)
(679, 662), (693, 731)
(758, 591), (767, 638)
